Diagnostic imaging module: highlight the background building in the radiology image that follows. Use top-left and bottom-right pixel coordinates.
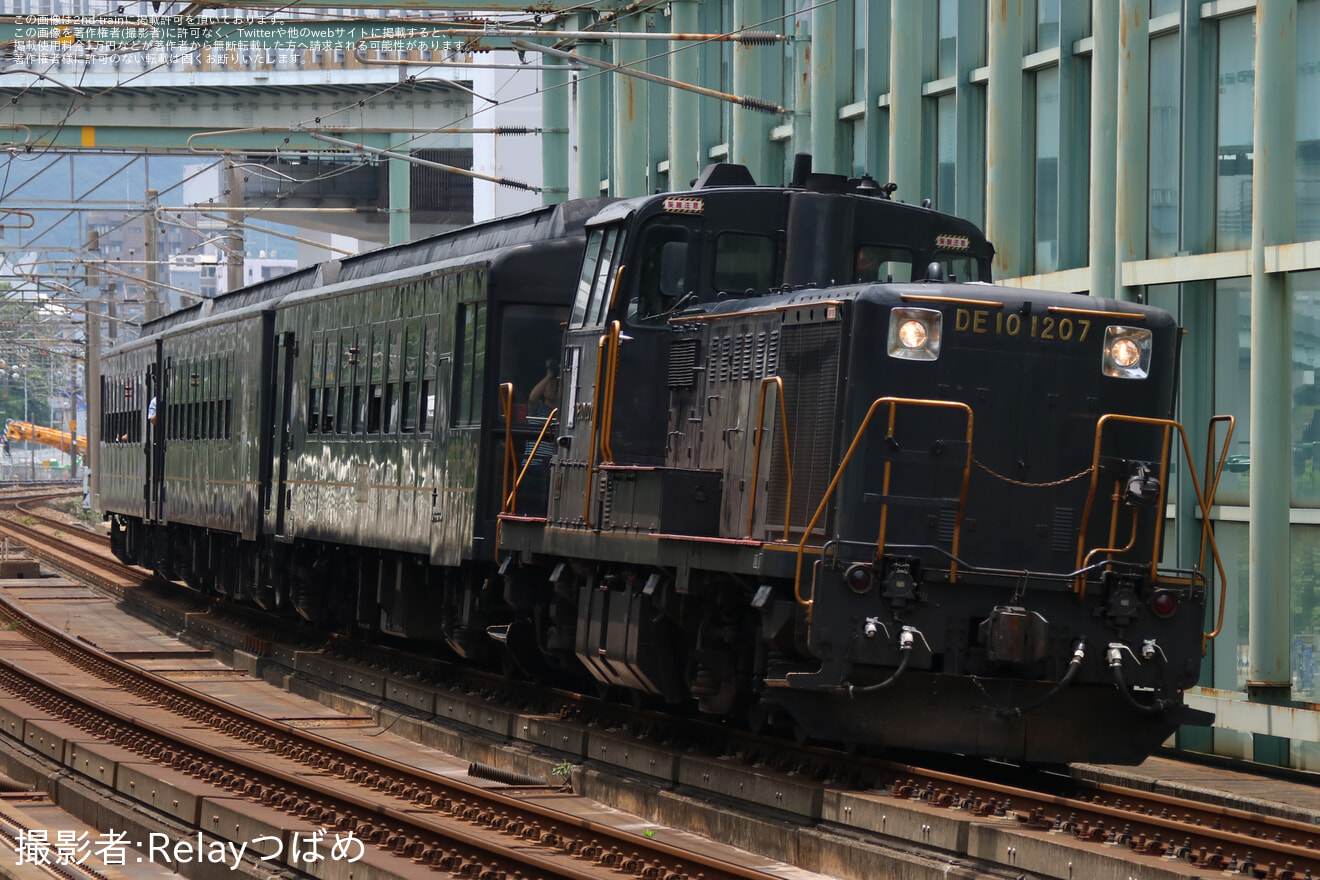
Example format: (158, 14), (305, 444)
(528, 0), (1320, 770)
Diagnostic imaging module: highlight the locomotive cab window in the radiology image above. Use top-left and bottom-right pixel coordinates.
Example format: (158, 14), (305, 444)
(854, 244), (914, 283)
(938, 252), (981, 283)
(713, 232), (775, 295)
(626, 223), (693, 325)
(570, 226), (625, 329)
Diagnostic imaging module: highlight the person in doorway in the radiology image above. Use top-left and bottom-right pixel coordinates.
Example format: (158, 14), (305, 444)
(528, 361), (560, 416)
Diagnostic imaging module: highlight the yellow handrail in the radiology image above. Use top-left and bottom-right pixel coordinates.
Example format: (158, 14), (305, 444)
(584, 335), (609, 529)
(1073, 415), (1231, 652)
(498, 383), (515, 515)
(503, 408), (559, 515)
(602, 320), (622, 463)
(746, 377), (793, 541)
(1200, 415), (1235, 643)
(792, 397), (974, 607)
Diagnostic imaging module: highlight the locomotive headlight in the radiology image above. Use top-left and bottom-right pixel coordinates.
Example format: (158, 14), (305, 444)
(1101, 326), (1152, 379)
(888, 308), (942, 361)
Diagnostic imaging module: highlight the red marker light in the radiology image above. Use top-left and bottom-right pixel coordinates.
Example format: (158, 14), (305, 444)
(1151, 591), (1178, 618)
(845, 564), (874, 594)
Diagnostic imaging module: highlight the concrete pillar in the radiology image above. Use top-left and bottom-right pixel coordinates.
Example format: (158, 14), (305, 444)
(1115, 0), (1148, 301)
(388, 132), (411, 245)
(612, 16), (648, 198)
(1174, 3), (1221, 711)
(1248, 0), (1297, 697)
(888, 1), (922, 199)
(791, 0), (812, 157)
(809, 0), (840, 172)
(1056, 4), (1090, 271)
(985, 0), (1024, 278)
(1089, 0), (1117, 299)
(576, 39), (607, 197)
(731, 0), (768, 183)
(542, 56), (570, 205)
(668, 0), (702, 189)
(954, 1), (986, 226)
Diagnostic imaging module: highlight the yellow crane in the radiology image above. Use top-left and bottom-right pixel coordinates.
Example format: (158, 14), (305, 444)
(4, 420), (87, 458)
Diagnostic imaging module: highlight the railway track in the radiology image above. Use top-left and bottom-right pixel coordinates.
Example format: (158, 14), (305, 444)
(0, 485), (1317, 880)
(0, 581), (785, 880)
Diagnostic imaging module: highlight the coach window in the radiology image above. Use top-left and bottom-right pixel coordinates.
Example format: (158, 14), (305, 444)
(332, 333), (348, 438)
(308, 335), (323, 434)
(713, 233), (775, 295)
(185, 362), (193, 439)
(165, 368), (175, 440)
(456, 301), (487, 426)
(206, 359), (216, 439)
(367, 330), (385, 434)
(570, 226), (624, 329)
(854, 244), (913, 283)
(402, 323), (421, 432)
(222, 357), (230, 439)
(421, 326), (437, 432)
(385, 325), (401, 433)
(627, 224), (691, 325)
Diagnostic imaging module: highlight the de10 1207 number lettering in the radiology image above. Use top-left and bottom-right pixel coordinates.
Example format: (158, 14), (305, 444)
(954, 308), (1090, 342)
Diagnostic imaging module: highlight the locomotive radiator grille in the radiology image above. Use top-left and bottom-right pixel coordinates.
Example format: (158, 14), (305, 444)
(707, 329), (781, 384)
(667, 339), (700, 389)
(767, 322), (841, 533)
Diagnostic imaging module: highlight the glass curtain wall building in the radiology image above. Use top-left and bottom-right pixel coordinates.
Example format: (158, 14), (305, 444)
(793, 0), (1318, 768)
(553, 0), (1320, 768)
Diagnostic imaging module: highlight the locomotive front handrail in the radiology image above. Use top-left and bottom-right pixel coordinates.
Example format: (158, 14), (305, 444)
(1073, 415), (1231, 651)
(746, 376), (793, 541)
(793, 397), (974, 608)
(501, 412), (560, 516)
(1201, 415), (1235, 643)
(584, 320), (623, 529)
(1074, 414), (1173, 591)
(603, 319), (622, 463)
(1081, 512), (1141, 574)
(499, 383), (516, 517)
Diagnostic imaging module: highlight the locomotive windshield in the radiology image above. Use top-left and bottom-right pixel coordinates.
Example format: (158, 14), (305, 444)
(628, 222), (692, 325)
(713, 232), (776, 294)
(854, 245), (914, 283)
(570, 226), (626, 329)
(938, 251), (981, 283)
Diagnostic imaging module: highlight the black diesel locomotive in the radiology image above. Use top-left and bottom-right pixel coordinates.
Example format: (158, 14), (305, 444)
(97, 159), (1227, 764)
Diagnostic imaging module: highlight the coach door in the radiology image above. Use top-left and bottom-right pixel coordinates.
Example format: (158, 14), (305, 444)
(147, 359), (165, 523)
(268, 330), (297, 539)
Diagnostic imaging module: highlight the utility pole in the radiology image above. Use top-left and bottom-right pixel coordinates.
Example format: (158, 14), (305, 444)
(68, 363), (77, 481)
(107, 282), (118, 346)
(144, 190), (161, 321)
(86, 229), (101, 506)
(225, 157), (246, 293)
